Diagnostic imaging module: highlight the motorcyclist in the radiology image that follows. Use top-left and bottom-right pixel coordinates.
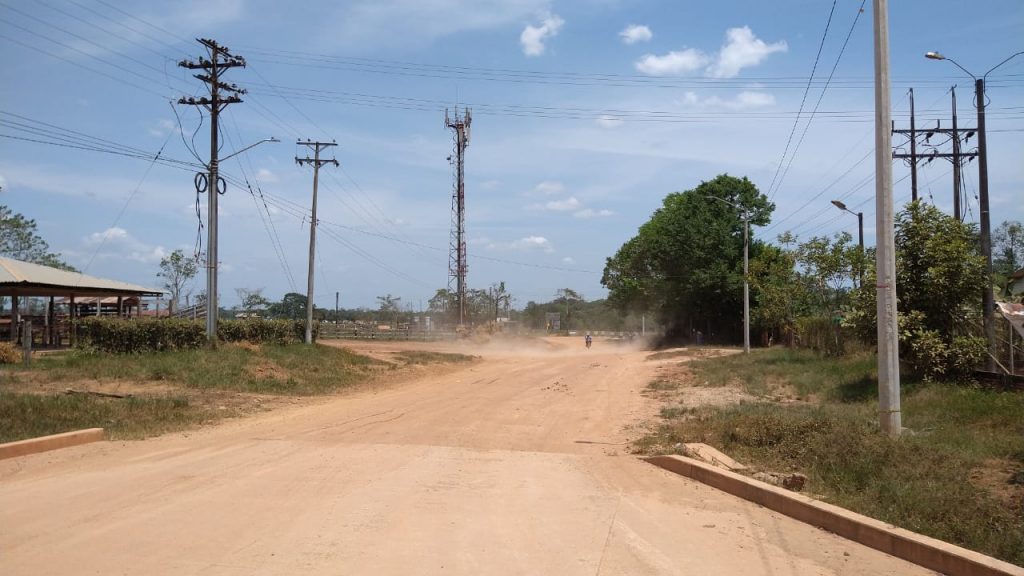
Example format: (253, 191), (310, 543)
(585, 333), (592, 349)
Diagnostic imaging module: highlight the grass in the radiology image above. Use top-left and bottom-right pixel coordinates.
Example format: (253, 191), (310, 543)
(0, 391), (220, 443)
(637, 348), (1024, 566)
(4, 343), (383, 395)
(392, 350), (477, 365)
(688, 348), (880, 400)
(0, 343), (389, 443)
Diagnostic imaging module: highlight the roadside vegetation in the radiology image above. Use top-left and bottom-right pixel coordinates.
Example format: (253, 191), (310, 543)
(636, 349), (1024, 566)
(0, 343), (473, 443)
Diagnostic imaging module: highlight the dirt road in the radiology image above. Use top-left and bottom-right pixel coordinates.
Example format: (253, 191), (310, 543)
(0, 337), (932, 575)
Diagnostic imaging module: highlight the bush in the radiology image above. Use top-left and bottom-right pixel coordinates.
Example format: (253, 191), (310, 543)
(899, 311), (987, 382)
(77, 318), (206, 354)
(0, 341), (21, 364)
(218, 319), (315, 345)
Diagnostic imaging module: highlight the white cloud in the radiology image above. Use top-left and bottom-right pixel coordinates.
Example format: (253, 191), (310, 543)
(574, 208), (614, 219)
(634, 26), (785, 78)
(635, 48), (709, 76)
(520, 12), (564, 56)
(84, 227), (168, 264)
(619, 24), (652, 45)
(595, 115), (623, 128)
(542, 196), (581, 211)
(533, 180), (565, 195)
(707, 26), (787, 78)
(322, 0), (551, 52)
(256, 168), (278, 183)
(562, 256), (575, 264)
(511, 236), (554, 252)
(677, 90), (776, 110)
(0, 172), (7, 191)
(148, 119), (180, 138)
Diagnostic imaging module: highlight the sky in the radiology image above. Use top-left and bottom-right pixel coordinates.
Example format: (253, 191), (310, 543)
(1, 0), (1022, 310)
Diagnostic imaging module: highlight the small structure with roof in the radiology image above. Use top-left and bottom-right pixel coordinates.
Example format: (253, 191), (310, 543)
(0, 256), (164, 347)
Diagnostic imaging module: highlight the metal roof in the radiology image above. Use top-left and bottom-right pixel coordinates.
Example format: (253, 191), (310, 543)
(0, 256), (164, 297)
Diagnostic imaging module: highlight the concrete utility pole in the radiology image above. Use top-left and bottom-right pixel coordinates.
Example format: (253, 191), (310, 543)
(927, 49), (1024, 371)
(296, 140), (339, 345)
(178, 39), (246, 345)
(445, 107), (471, 328)
(873, 0), (901, 436)
(703, 195), (751, 354)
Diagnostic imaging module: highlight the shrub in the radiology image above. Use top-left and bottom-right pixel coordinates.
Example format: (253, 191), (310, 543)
(218, 319), (310, 345)
(0, 341), (21, 364)
(77, 318), (205, 354)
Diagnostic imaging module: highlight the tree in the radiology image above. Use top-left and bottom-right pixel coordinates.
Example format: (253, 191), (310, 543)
(602, 174), (773, 340)
(993, 220), (1023, 277)
(236, 287), (270, 317)
(845, 201), (986, 381)
(268, 292), (307, 320)
(0, 205), (75, 270)
(792, 232), (859, 317)
(158, 250), (198, 313)
(427, 288), (454, 315)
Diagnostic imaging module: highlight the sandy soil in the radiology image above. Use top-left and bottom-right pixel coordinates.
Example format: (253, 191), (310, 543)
(0, 337), (934, 575)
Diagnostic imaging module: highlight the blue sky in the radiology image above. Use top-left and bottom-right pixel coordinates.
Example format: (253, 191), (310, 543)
(1, 0), (1022, 310)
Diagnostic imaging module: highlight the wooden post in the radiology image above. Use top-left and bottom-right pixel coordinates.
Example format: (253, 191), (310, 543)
(95, 297), (101, 317)
(22, 318), (32, 366)
(117, 296), (123, 318)
(69, 295), (76, 347)
(10, 294), (19, 342)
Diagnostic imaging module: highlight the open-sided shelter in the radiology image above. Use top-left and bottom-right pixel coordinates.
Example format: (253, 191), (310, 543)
(0, 256), (163, 346)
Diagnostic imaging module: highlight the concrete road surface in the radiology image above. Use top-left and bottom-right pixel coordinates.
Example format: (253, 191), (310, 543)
(0, 338), (933, 575)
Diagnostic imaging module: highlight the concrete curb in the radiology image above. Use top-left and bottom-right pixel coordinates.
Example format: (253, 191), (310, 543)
(0, 428), (105, 461)
(645, 455), (1024, 576)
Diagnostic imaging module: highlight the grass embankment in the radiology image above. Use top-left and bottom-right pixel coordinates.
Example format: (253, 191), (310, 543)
(0, 344), (473, 444)
(638, 349), (1024, 566)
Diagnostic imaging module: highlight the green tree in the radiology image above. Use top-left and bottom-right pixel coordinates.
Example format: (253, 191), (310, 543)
(846, 201), (986, 381)
(235, 288), (270, 317)
(268, 292), (307, 320)
(158, 250), (199, 313)
(0, 205), (75, 270)
(793, 231), (859, 317)
(993, 221), (1023, 296)
(602, 174), (773, 340)
(427, 288), (454, 315)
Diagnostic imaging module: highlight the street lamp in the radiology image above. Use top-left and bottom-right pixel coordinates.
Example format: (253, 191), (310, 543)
(203, 136), (278, 344)
(704, 196), (750, 354)
(926, 49), (1024, 371)
(831, 199), (864, 287)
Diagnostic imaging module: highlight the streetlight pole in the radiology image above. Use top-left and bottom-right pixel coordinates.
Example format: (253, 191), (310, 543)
(926, 50), (1024, 371)
(703, 195), (750, 354)
(831, 200), (864, 288)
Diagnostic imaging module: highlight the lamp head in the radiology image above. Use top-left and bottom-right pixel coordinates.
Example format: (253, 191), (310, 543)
(831, 200), (848, 211)
(925, 51), (945, 61)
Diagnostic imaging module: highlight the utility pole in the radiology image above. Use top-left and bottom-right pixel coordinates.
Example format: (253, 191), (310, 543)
(296, 140), (339, 345)
(873, 0), (901, 436)
(445, 107), (471, 329)
(335, 291), (340, 324)
(927, 50), (1024, 373)
(179, 38), (246, 345)
(893, 89), (977, 220)
(951, 86), (962, 220)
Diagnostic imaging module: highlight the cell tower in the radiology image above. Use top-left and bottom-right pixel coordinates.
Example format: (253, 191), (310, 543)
(445, 107), (471, 327)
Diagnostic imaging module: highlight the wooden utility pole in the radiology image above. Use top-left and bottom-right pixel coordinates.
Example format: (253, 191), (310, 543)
(296, 140), (338, 344)
(178, 39), (246, 345)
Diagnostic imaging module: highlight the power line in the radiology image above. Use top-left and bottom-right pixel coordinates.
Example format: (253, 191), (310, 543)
(766, 0), (838, 199)
(770, 0), (867, 200)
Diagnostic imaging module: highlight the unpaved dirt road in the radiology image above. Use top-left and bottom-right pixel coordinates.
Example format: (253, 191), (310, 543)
(0, 337), (932, 575)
